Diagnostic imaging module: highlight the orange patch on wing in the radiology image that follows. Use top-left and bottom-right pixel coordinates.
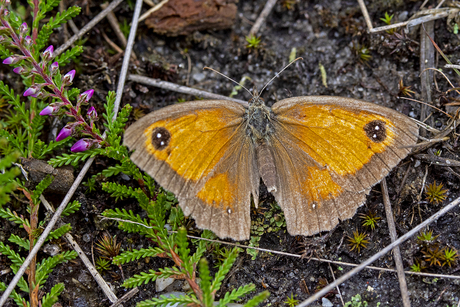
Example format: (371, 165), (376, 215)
(304, 166), (342, 209)
(143, 109), (243, 182)
(196, 172), (235, 209)
(277, 105), (396, 176)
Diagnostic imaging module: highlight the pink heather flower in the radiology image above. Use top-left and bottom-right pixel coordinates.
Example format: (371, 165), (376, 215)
(71, 138), (95, 153)
(23, 86), (37, 97)
(62, 70), (75, 85)
(24, 35), (32, 46)
(19, 22), (27, 34)
(39, 105), (58, 116)
(30, 91), (49, 99)
(79, 89), (94, 104)
(56, 124), (73, 141)
(50, 61), (59, 74)
(87, 106), (97, 120)
(3, 56), (18, 65)
(13, 66), (25, 74)
(42, 45), (54, 60)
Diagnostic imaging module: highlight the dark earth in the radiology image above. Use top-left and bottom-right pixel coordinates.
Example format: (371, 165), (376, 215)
(3, 0), (460, 306)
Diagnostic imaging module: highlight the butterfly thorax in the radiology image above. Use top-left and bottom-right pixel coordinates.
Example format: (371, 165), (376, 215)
(245, 96), (274, 142)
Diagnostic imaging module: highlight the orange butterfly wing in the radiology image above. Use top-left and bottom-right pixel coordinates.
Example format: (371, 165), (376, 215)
(267, 96), (418, 236)
(124, 100), (259, 240)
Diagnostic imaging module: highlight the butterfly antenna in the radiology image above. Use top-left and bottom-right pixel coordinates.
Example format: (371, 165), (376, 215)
(257, 57), (303, 98)
(204, 67), (253, 96)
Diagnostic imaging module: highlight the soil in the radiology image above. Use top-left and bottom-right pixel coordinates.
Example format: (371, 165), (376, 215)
(3, 0), (460, 306)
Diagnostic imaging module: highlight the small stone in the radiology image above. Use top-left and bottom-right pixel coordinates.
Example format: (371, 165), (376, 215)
(322, 297), (333, 307)
(43, 244), (60, 256)
(82, 233), (91, 243)
(156, 276), (175, 292)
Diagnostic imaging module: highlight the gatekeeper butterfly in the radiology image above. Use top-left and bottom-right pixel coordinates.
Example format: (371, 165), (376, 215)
(124, 71), (418, 240)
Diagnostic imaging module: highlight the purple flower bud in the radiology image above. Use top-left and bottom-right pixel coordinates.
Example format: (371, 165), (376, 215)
(31, 91), (49, 99)
(39, 104), (59, 116)
(23, 86), (38, 97)
(42, 45), (54, 61)
(62, 70), (75, 85)
(56, 124), (73, 141)
(49, 61), (59, 74)
(24, 35), (32, 46)
(3, 56), (19, 65)
(71, 138), (96, 153)
(13, 66), (25, 74)
(78, 89), (94, 105)
(19, 22), (27, 34)
(3, 9), (8, 16)
(87, 106), (97, 120)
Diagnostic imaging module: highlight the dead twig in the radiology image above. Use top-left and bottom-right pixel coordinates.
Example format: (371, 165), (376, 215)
(109, 288), (139, 307)
(128, 74), (248, 105)
(328, 263), (344, 306)
(101, 216), (460, 281)
(55, 0), (124, 57)
(381, 179), (411, 307)
(139, 0), (169, 22)
(357, 0), (456, 34)
(249, 0), (277, 36)
(101, 2), (128, 48)
(297, 195), (460, 306)
(40, 196), (120, 303)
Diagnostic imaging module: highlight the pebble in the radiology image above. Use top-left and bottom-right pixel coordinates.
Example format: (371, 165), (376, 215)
(322, 297), (333, 307)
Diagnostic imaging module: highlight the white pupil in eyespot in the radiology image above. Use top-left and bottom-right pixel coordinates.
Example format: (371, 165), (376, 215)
(375, 126), (380, 130)
(157, 133), (162, 138)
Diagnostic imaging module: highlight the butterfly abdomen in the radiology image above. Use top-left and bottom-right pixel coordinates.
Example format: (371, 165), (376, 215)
(256, 143), (277, 193)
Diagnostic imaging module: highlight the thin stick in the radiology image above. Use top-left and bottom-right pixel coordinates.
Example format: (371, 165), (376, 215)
(128, 74), (248, 105)
(101, 2), (127, 48)
(109, 288), (139, 307)
(54, 0), (124, 57)
(328, 263), (344, 306)
(40, 196), (119, 303)
(0, 0), (143, 304)
(356, 0), (373, 31)
(297, 195), (460, 306)
(139, 0), (169, 22)
(101, 216), (460, 281)
(249, 0), (277, 36)
(381, 179), (411, 307)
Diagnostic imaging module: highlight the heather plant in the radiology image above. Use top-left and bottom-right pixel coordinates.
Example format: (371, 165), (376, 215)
(103, 197), (270, 306)
(0, 1), (269, 306)
(0, 0), (103, 157)
(0, 139), (79, 306)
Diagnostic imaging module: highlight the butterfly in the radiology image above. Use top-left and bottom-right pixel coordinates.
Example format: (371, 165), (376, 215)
(124, 80), (418, 240)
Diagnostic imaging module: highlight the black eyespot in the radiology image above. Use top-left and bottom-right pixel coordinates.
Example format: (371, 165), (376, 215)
(151, 127), (171, 150)
(364, 120), (386, 143)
